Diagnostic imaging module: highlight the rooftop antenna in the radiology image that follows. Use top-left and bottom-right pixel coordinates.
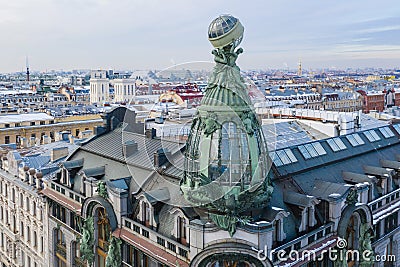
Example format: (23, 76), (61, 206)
(26, 56), (30, 82)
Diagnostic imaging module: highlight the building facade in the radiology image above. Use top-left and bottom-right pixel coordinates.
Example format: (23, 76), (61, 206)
(0, 113), (102, 146)
(0, 142), (78, 267)
(112, 79), (135, 103)
(89, 70), (110, 104)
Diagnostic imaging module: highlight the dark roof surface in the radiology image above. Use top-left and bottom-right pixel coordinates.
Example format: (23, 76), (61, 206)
(80, 127), (183, 172)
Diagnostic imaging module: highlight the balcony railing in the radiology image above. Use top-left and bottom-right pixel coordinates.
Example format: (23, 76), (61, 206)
(49, 180), (85, 205)
(368, 187), (400, 213)
(122, 217), (189, 261)
(271, 222), (335, 264)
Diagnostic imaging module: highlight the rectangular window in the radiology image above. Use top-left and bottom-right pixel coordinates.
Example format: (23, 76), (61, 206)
(20, 193), (23, 207)
(178, 216), (187, 245)
(270, 152), (283, 166)
(304, 143), (318, 157)
(33, 231), (37, 247)
(26, 197), (30, 212)
(27, 226), (30, 242)
(20, 221), (24, 236)
(284, 149), (298, 163)
(379, 127), (395, 138)
(4, 136), (10, 144)
(346, 134), (365, 146)
(327, 137), (347, 152)
(393, 124), (400, 135)
(334, 137), (346, 150)
(298, 145), (312, 159)
(327, 139), (339, 152)
(363, 130), (381, 142)
(272, 149), (298, 166)
(298, 142), (326, 159)
(276, 150), (291, 165)
(312, 142), (327, 155)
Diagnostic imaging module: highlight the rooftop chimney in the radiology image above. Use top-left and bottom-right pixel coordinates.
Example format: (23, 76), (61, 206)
(123, 140), (138, 158)
(29, 137), (36, 147)
(154, 148), (171, 167)
(145, 128), (157, 139)
(51, 147), (69, 162)
(20, 137), (29, 148)
(42, 135), (51, 144)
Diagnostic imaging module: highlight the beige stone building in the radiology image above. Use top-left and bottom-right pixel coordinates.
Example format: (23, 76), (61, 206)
(0, 113), (103, 146)
(0, 142), (78, 267)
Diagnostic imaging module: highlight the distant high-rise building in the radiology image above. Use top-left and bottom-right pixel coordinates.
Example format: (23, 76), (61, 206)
(89, 70), (110, 104)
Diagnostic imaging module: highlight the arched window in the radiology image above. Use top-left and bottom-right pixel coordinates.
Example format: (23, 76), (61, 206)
(177, 216), (187, 245)
(142, 201), (151, 227)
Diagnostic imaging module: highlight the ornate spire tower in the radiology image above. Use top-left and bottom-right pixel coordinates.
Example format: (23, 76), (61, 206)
(181, 15), (273, 236)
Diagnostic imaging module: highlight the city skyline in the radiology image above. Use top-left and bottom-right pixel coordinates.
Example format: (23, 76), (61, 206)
(1, 0), (399, 72)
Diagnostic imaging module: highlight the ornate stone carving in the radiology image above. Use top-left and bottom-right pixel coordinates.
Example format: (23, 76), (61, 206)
(96, 181), (108, 199)
(80, 216), (95, 265)
(209, 213), (250, 237)
(345, 187), (358, 205)
(105, 236), (122, 267)
(202, 113), (221, 137)
(359, 223), (375, 266)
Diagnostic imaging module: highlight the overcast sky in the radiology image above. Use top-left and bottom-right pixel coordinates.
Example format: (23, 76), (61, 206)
(1, 0), (399, 72)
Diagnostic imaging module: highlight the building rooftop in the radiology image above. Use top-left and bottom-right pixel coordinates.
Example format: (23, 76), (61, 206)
(0, 112), (53, 124)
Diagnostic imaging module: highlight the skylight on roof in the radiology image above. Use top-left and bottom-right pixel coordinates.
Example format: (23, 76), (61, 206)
(363, 130), (381, 142)
(346, 133), (365, 147)
(393, 124), (400, 135)
(270, 152), (283, 166)
(327, 137), (347, 152)
(270, 148), (298, 166)
(298, 142), (327, 159)
(379, 127), (395, 138)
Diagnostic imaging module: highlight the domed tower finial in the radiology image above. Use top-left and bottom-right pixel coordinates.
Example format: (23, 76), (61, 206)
(180, 15), (273, 237)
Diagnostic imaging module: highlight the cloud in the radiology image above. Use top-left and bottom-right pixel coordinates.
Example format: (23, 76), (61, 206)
(0, 0), (399, 72)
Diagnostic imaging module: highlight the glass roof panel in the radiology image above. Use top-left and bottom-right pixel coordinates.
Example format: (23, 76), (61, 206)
(353, 134), (365, 145)
(305, 143), (318, 157)
(346, 134), (358, 146)
(334, 137), (347, 150)
(370, 130), (381, 141)
(298, 145), (312, 159)
(277, 150), (291, 165)
(312, 142), (327, 155)
(284, 148), (298, 163)
(327, 138), (340, 152)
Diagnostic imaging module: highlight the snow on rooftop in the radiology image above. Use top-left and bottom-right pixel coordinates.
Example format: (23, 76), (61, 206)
(0, 113), (54, 124)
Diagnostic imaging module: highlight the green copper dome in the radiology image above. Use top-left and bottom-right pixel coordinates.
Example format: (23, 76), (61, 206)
(181, 16), (273, 235)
